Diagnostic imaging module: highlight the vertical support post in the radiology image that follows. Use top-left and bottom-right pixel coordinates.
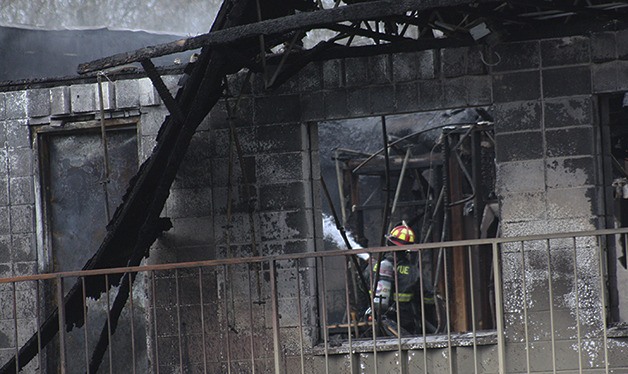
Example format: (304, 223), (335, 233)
(492, 242), (505, 374)
(270, 260), (282, 374)
(56, 276), (67, 374)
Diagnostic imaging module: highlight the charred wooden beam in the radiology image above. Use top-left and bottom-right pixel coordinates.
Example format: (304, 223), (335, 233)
(77, 0), (490, 74)
(140, 59), (185, 125)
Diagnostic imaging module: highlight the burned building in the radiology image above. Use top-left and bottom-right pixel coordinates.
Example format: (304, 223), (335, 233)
(0, 0), (628, 373)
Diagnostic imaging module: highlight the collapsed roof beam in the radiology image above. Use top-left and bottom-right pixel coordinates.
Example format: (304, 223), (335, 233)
(78, 0), (489, 74)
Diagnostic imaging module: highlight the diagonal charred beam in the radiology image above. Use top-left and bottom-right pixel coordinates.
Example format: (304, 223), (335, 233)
(77, 0), (491, 74)
(140, 59), (186, 125)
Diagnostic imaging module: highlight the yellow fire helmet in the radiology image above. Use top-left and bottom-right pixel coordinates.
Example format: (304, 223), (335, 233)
(386, 222), (415, 246)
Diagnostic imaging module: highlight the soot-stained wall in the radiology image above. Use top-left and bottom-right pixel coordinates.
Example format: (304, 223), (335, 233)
(1, 28), (628, 373)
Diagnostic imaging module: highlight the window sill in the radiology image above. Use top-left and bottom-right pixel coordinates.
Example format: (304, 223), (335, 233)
(313, 330), (498, 355)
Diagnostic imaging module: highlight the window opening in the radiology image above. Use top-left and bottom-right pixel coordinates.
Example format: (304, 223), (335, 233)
(600, 92), (628, 324)
(318, 109), (497, 341)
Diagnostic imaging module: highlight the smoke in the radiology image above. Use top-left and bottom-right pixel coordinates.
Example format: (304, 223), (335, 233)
(322, 214), (369, 260)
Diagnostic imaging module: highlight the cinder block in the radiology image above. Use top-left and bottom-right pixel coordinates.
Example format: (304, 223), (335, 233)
(392, 52), (419, 82)
(4, 91), (27, 119)
(441, 47), (468, 78)
(0, 179), (7, 205)
(544, 96), (593, 128)
(495, 131), (543, 162)
(175, 132), (212, 189)
(492, 71), (540, 103)
(345, 57), (369, 87)
(592, 61), (619, 93)
(300, 91), (325, 121)
(500, 191), (546, 222)
(547, 186), (596, 220)
(50, 86), (71, 116)
(70, 84), (96, 113)
(323, 90), (348, 119)
(0, 206), (11, 235)
(257, 123), (307, 153)
(492, 40), (540, 72)
(169, 216), (215, 254)
(542, 66), (591, 98)
(115, 79), (140, 109)
(442, 77), (467, 107)
(11, 234), (35, 262)
(346, 87), (370, 117)
(259, 182), (307, 211)
(591, 32), (617, 62)
(546, 157), (595, 189)
(0, 320), (16, 348)
(417, 49), (437, 79)
(395, 82), (419, 112)
(5, 119), (29, 149)
(541, 36), (591, 67)
(259, 210), (311, 241)
(369, 84), (394, 114)
(619, 60), (628, 91)
(26, 88), (50, 118)
(95, 80), (115, 111)
(368, 54), (392, 84)
(298, 61), (323, 92)
(9, 177), (33, 205)
(0, 236), (9, 263)
(254, 95), (300, 125)
(166, 187), (212, 218)
(10, 205), (33, 234)
(493, 100), (541, 133)
(139, 107), (167, 136)
(323, 60), (344, 89)
(466, 75), (492, 105)
(138, 78), (161, 107)
(417, 79), (443, 110)
(7, 148), (32, 177)
(546, 126), (594, 157)
(256, 152), (305, 185)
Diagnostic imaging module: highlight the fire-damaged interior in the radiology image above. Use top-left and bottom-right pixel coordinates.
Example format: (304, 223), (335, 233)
(601, 93), (628, 324)
(319, 110), (497, 339)
(1, 0), (627, 372)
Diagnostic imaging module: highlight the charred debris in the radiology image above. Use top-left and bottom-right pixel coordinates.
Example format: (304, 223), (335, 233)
(1, 0), (627, 372)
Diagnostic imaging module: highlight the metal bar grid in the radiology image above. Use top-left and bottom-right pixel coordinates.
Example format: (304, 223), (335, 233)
(0, 228), (627, 373)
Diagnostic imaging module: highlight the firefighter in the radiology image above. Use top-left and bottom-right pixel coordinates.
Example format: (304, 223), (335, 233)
(365, 222), (434, 336)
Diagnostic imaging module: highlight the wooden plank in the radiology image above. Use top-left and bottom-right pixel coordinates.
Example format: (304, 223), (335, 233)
(77, 0), (486, 74)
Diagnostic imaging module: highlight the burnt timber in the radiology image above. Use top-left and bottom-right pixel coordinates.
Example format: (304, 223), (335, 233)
(1, 0), (627, 372)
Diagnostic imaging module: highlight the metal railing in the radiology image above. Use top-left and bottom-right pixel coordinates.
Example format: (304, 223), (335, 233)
(0, 227), (626, 373)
